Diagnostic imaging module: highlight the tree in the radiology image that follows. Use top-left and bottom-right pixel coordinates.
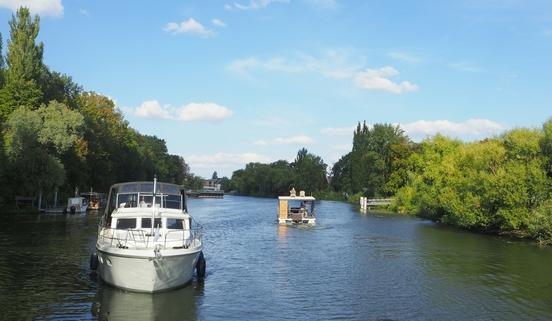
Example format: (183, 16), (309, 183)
(3, 102), (84, 206)
(212, 171), (218, 180)
(291, 148), (327, 193)
(0, 7), (44, 120)
(0, 32), (4, 88)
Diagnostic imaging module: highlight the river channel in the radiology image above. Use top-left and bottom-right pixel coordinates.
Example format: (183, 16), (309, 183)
(1, 195), (552, 320)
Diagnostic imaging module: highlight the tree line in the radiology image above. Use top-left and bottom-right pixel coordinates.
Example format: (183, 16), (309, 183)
(0, 8), (196, 210)
(225, 120), (552, 244)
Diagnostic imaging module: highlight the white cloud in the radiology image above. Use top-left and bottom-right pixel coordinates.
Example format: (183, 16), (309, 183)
(388, 51), (420, 64)
(130, 101), (233, 123)
(450, 61), (482, 73)
(354, 67), (418, 93)
(254, 135), (315, 145)
(320, 126), (355, 136)
(135, 100), (172, 119)
(225, 0), (289, 11)
(0, 0), (63, 17)
(401, 119), (505, 140)
(212, 18), (226, 27)
(163, 18), (214, 37)
(186, 152), (272, 171)
(228, 50), (417, 94)
(177, 103), (234, 122)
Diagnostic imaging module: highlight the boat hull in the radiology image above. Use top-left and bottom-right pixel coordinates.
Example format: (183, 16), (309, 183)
(97, 249), (201, 293)
(278, 217), (316, 225)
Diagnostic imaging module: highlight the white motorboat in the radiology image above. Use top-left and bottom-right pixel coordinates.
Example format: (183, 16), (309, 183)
(91, 179), (205, 293)
(277, 188), (316, 225)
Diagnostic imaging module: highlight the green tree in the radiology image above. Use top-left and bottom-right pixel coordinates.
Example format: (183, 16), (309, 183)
(292, 148), (327, 193)
(3, 102), (83, 205)
(0, 7), (44, 120)
(212, 171), (218, 180)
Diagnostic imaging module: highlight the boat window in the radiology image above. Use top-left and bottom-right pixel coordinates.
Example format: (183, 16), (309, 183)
(166, 218), (183, 229)
(116, 218), (136, 229)
(118, 193), (138, 208)
(160, 184), (180, 194)
(120, 184), (139, 193)
(165, 195), (181, 209)
(140, 183), (154, 193)
(141, 218), (162, 228)
(138, 195), (162, 208)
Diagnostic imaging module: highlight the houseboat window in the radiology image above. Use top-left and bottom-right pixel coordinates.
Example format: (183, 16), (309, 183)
(117, 193), (138, 208)
(166, 218), (183, 229)
(141, 218), (162, 228)
(116, 218), (136, 229)
(165, 195), (182, 209)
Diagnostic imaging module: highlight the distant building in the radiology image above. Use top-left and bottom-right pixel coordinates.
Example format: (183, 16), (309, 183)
(203, 179), (221, 191)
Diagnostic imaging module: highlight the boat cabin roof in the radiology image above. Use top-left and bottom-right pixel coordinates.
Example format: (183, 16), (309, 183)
(278, 196), (316, 201)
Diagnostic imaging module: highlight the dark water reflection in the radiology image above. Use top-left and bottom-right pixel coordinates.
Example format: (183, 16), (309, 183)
(1, 196), (552, 320)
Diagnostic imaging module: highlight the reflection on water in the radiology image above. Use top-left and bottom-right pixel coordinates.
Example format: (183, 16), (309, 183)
(2, 196), (552, 320)
(93, 282), (201, 321)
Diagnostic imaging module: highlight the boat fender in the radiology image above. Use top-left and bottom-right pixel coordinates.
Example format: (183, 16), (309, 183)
(90, 252), (99, 271)
(70, 206), (76, 215)
(196, 251), (206, 278)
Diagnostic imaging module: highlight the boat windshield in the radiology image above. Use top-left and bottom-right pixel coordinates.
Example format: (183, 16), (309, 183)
(106, 182), (183, 213)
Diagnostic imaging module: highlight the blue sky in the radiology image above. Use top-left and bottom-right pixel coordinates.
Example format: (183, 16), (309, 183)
(1, 0), (551, 177)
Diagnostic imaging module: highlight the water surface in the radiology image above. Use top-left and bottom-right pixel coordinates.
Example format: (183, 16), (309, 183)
(1, 196), (551, 320)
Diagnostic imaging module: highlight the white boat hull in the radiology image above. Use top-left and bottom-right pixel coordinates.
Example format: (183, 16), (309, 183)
(278, 217), (316, 225)
(97, 249), (201, 293)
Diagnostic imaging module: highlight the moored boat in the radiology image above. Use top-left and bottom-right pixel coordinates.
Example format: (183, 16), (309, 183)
(277, 188), (316, 225)
(92, 178), (205, 293)
(81, 190), (106, 210)
(67, 196), (88, 214)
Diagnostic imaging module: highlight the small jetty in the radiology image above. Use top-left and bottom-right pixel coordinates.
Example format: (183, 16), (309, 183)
(359, 197), (392, 211)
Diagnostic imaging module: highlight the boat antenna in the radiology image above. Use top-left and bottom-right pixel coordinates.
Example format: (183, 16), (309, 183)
(151, 175), (157, 235)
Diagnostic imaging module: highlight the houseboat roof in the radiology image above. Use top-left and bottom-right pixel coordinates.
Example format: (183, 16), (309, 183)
(278, 195), (316, 201)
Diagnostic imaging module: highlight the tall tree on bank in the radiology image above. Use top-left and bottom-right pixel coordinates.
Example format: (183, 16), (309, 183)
(0, 32), (4, 88)
(331, 122), (412, 197)
(292, 148), (328, 193)
(0, 7), (44, 121)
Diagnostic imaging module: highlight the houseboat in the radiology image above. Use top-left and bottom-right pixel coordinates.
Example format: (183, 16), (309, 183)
(277, 188), (316, 225)
(91, 179), (205, 293)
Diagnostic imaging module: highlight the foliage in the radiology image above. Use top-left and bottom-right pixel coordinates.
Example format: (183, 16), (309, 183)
(392, 129), (552, 241)
(0, 9), (192, 208)
(0, 8), (44, 120)
(331, 122), (413, 197)
(229, 152), (327, 197)
(3, 103), (83, 198)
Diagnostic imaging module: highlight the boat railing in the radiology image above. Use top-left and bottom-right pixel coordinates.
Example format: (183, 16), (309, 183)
(98, 226), (202, 250)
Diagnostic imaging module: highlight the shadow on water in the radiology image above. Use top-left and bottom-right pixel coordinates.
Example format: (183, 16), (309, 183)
(92, 281), (202, 321)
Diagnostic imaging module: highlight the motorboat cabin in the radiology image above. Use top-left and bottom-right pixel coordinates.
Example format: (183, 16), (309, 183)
(93, 179), (205, 293)
(278, 189), (316, 225)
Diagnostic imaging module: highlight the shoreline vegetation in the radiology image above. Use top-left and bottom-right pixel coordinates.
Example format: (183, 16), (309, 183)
(0, 8), (203, 212)
(1, 8), (551, 245)
(224, 122), (552, 246)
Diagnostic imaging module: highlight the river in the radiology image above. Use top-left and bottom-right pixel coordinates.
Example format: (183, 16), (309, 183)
(1, 195), (551, 320)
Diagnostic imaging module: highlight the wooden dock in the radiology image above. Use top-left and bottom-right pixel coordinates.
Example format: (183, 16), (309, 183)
(360, 197), (392, 211)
